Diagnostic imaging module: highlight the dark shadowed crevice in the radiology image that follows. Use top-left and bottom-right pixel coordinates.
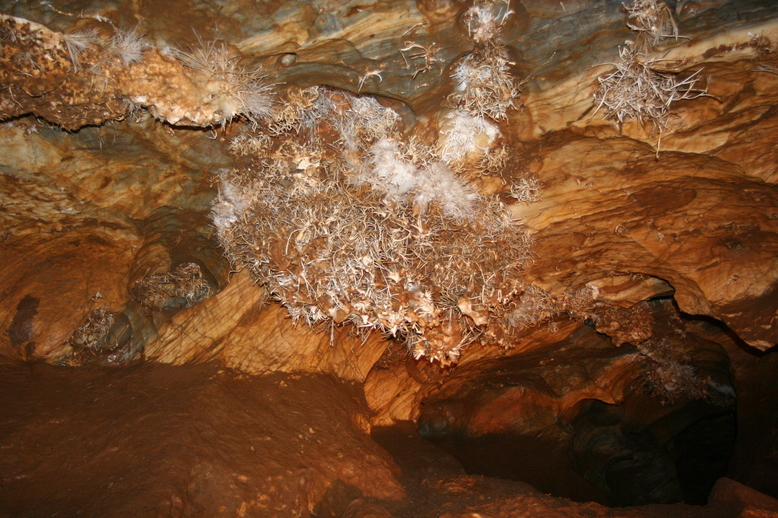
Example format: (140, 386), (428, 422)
(415, 318), (738, 507)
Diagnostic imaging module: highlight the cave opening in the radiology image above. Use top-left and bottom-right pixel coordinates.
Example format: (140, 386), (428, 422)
(412, 309), (740, 508)
(415, 387), (738, 507)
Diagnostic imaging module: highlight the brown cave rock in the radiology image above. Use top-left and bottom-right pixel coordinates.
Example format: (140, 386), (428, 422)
(1, 0), (778, 517)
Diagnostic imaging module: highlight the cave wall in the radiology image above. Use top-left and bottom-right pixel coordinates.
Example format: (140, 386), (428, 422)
(1, 0), (778, 515)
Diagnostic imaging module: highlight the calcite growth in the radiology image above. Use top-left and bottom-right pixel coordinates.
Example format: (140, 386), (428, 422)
(0, 14), (274, 130)
(0, 0), (777, 515)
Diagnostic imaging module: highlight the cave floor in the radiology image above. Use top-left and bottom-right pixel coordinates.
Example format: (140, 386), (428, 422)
(0, 361), (745, 517)
(371, 424), (736, 518)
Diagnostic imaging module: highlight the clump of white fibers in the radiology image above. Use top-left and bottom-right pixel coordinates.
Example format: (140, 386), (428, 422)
(593, 46), (705, 134)
(174, 33), (275, 126)
(109, 25), (150, 66)
(415, 161), (479, 220)
(365, 139), (418, 199)
(62, 28), (100, 71)
(213, 88), (533, 365)
(334, 94), (401, 153)
(360, 139), (479, 220)
(211, 174), (251, 230)
(438, 109), (501, 164)
(593, 0), (706, 150)
(462, 0), (515, 44)
(463, 4), (501, 44)
(450, 44), (522, 121)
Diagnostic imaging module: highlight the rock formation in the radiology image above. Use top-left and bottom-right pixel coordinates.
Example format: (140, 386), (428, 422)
(1, 0), (777, 516)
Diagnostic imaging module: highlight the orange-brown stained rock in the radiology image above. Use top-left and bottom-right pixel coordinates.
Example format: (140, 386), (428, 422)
(0, 3), (775, 515)
(365, 318), (586, 425)
(0, 211), (140, 361)
(514, 135), (778, 351)
(417, 326), (638, 440)
(0, 15), (267, 130)
(708, 477), (778, 518)
(432, 475), (735, 518)
(0, 361), (404, 517)
(1, 7), (777, 364)
(144, 270), (393, 381)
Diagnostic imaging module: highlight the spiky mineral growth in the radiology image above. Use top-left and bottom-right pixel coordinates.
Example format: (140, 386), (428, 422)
(68, 308), (115, 351)
(438, 109), (501, 163)
(594, 48), (705, 132)
(62, 28), (100, 71)
(214, 87), (535, 364)
(624, 0), (679, 53)
(449, 1), (522, 122)
(450, 41), (521, 121)
(131, 262), (211, 312)
(634, 338), (709, 405)
(593, 47), (704, 132)
(174, 33), (274, 126)
(109, 25), (150, 66)
(462, 0), (515, 45)
(594, 1), (704, 137)
(510, 175), (542, 204)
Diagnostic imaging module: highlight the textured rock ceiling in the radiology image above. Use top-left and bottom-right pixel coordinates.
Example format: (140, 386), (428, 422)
(1, 0), (778, 514)
(1, 0), (776, 363)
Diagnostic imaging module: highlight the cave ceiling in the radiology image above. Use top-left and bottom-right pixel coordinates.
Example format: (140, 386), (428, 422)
(0, 0), (777, 376)
(1, 0), (778, 516)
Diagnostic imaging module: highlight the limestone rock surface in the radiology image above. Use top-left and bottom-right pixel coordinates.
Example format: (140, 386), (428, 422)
(1, 0), (777, 515)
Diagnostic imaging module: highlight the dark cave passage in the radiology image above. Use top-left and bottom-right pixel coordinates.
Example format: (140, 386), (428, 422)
(413, 314), (739, 508)
(418, 397), (736, 507)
